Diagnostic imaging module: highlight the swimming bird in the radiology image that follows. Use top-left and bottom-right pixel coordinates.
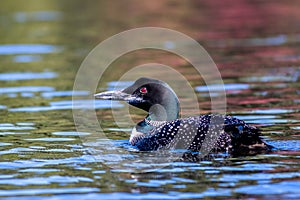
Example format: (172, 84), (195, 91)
(95, 77), (272, 156)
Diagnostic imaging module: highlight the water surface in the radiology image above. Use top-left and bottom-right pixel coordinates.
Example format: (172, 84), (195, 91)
(0, 1), (300, 199)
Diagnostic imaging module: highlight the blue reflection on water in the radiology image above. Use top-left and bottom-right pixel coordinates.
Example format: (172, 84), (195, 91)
(0, 123), (35, 131)
(195, 83), (249, 92)
(13, 55), (42, 63)
(52, 131), (90, 136)
(0, 187), (99, 197)
(0, 44), (62, 55)
(0, 105), (7, 109)
(235, 181), (300, 195)
(242, 75), (299, 83)
(209, 34), (290, 48)
(0, 155), (95, 169)
(9, 100), (123, 112)
(268, 140), (300, 151)
(14, 11), (63, 22)
(41, 91), (90, 98)
(247, 108), (296, 114)
(0, 86), (54, 94)
(0, 71), (57, 81)
(0, 175), (93, 186)
(106, 81), (134, 91)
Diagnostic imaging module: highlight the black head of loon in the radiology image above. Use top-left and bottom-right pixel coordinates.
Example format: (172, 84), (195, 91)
(95, 77), (180, 122)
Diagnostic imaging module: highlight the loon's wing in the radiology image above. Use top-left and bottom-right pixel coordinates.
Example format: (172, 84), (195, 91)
(222, 116), (273, 154)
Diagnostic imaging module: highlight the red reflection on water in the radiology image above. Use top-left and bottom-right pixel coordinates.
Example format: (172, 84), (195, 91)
(191, 0), (300, 39)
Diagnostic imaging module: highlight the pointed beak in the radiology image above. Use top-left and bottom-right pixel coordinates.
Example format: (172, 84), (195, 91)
(94, 90), (142, 102)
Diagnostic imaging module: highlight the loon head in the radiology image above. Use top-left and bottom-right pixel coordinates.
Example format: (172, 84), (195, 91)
(94, 77), (180, 121)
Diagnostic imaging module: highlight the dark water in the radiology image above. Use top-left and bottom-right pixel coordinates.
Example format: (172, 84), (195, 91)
(0, 1), (300, 199)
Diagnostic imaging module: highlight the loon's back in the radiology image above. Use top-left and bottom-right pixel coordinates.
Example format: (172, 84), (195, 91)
(132, 114), (271, 154)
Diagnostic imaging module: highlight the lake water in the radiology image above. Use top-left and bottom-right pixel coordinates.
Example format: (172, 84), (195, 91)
(0, 1), (300, 199)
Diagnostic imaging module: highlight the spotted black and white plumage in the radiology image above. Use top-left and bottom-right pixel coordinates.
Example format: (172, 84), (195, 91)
(95, 77), (273, 155)
(131, 114), (269, 154)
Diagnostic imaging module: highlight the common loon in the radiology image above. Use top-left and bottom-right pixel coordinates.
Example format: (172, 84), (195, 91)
(95, 77), (272, 155)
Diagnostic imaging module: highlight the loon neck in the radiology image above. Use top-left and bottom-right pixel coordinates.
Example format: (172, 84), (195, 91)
(130, 114), (176, 146)
(130, 118), (153, 145)
(147, 102), (180, 122)
(145, 115), (167, 127)
(132, 115), (163, 137)
(130, 99), (180, 145)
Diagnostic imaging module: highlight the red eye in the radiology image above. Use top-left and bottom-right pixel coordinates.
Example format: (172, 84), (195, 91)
(140, 87), (148, 94)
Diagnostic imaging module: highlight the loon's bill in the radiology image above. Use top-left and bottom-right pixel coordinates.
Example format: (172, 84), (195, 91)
(95, 90), (143, 102)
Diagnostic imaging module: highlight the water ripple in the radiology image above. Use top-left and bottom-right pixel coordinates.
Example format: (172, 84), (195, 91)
(14, 11), (63, 22)
(195, 83), (249, 92)
(41, 91), (90, 98)
(208, 34), (300, 48)
(13, 55), (42, 63)
(0, 86), (54, 94)
(0, 123), (35, 131)
(0, 175), (93, 186)
(0, 44), (62, 55)
(0, 72), (57, 81)
(0, 187), (99, 197)
(9, 100), (123, 112)
(52, 131), (90, 136)
(235, 181), (300, 195)
(0, 155), (95, 169)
